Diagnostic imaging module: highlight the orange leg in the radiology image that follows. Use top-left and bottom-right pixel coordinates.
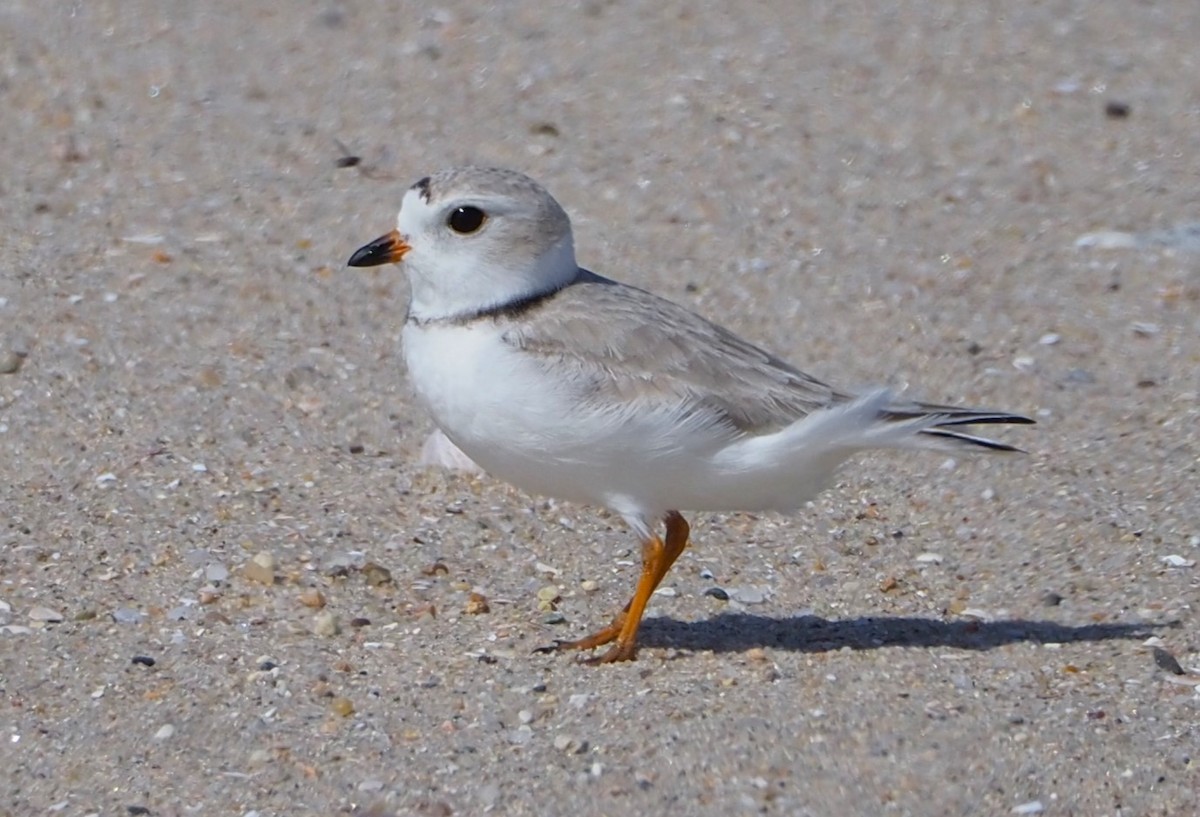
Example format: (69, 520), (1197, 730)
(554, 512), (691, 663)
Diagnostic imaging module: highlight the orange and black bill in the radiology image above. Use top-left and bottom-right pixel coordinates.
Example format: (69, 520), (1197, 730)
(348, 229), (410, 267)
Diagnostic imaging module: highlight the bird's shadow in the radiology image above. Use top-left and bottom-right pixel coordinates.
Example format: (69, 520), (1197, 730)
(637, 612), (1167, 655)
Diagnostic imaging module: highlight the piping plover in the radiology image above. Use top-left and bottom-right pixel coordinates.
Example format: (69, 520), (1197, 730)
(349, 166), (1033, 663)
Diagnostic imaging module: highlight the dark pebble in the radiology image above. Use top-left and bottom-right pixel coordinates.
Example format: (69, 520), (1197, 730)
(1041, 592), (1064, 607)
(704, 587), (730, 601)
(1104, 100), (1131, 119)
(131, 655), (156, 667)
(335, 155), (361, 168)
(1152, 647), (1186, 675)
(349, 617), (371, 628)
(126, 807), (151, 816)
(258, 660), (278, 671)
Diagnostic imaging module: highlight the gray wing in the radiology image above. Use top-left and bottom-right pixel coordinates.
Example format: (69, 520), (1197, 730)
(499, 272), (1033, 448)
(498, 274), (851, 436)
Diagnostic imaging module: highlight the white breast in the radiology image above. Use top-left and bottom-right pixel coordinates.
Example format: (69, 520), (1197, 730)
(402, 322), (608, 498)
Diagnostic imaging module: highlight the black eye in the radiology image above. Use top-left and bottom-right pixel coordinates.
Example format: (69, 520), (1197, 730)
(447, 206), (487, 234)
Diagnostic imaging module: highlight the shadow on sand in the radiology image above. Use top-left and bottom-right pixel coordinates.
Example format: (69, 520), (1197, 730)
(636, 612), (1166, 655)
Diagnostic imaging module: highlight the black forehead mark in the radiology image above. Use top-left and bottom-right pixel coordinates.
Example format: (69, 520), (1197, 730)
(413, 176), (431, 201)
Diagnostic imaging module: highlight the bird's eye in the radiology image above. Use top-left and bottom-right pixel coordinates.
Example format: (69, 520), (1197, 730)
(447, 206), (487, 234)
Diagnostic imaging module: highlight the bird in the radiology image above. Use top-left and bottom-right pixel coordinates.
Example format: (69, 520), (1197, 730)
(348, 166), (1033, 664)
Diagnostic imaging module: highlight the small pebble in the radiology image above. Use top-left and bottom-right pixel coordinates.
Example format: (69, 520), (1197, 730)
(326, 553), (355, 577)
(1152, 647), (1186, 676)
(1104, 100), (1131, 119)
(580, 580), (599, 593)
(247, 748), (272, 767)
(205, 563), (230, 583)
(1041, 592), (1064, 607)
(242, 553), (276, 585)
(1012, 801), (1044, 815)
(1161, 554), (1195, 568)
(1037, 333), (1060, 346)
(361, 562), (393, 586)
(543, 612), (567, 625)
(1062, 368), (1096, 385)
(297, 588), (326, 609)
(703, 587), (729, 601)
(464, 592), (490, 615)
(29, 606), (65, 623)
(153, 724), (175, 741)
(112, 607), (145, 625)
(915, 552), (943, 564)
(1075, 230), (1139, 250)
(131, 656), (156, 667)
(330, 697), (355, 717)
(312, 610), (339, 637)
(553, 733), (588, 754)
(730, 587), (767, 605)
(959, 608), (992, 620)
(0, 350), (26, 374)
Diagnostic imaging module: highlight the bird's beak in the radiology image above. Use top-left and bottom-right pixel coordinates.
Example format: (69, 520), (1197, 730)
(348, 229), (410, 267)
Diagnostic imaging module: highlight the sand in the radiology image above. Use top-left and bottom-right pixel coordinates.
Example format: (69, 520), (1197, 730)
(1, 3), (1197, 815)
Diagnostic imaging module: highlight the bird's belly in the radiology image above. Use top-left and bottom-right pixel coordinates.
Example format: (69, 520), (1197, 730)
(402, 324), (846, 514)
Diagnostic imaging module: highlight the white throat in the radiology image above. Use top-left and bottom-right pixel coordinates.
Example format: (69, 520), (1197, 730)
(406, 228), (579, 323)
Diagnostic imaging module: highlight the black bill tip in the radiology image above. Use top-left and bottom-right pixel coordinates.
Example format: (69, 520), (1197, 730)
(348, 229), (408, 267)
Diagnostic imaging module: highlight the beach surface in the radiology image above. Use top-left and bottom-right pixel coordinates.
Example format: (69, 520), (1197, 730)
(1, 3), (1197, 815)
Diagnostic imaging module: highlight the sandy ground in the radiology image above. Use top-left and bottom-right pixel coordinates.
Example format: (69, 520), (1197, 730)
(2, 2), (1198, 815)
